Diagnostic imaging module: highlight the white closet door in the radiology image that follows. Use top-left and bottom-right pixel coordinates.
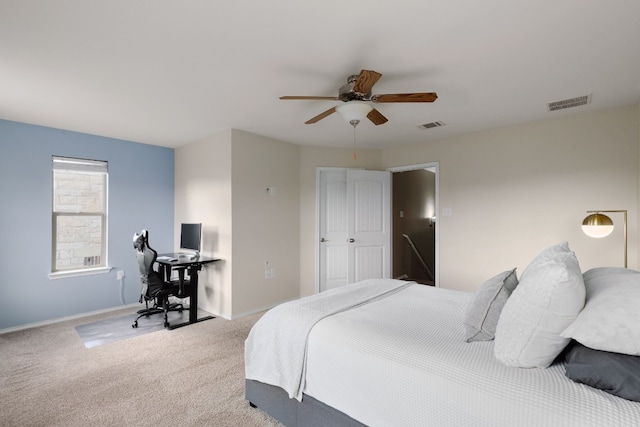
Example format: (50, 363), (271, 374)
(319, 169), (349, 291)
(347, 169), (391, 283)
(318, 168), (391, 292)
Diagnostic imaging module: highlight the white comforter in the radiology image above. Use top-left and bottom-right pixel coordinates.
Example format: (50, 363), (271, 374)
(244, 279), (412, 401)
(304, 284), (640, 427)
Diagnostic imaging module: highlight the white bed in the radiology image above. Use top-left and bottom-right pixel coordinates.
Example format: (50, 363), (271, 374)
(245, 243), (640, 426)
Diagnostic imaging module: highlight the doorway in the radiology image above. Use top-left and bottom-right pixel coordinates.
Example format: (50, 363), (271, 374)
(389, 163), (438, 286)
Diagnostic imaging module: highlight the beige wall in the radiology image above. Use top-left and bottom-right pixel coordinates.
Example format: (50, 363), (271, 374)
(230, 129), (301, 316)
(175, 130), (233, 316)
(175, 129), (301, 318)
(381, 105), (639, 292)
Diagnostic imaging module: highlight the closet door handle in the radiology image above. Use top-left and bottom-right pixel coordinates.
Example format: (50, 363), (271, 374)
(348, 238), (355, 243)
(320, 238), (327, 243)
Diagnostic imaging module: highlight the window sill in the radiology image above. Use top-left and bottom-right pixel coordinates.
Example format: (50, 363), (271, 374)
(48, 266), (113, 280)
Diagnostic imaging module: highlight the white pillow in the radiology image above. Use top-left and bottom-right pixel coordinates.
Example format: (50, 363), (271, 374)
(561, 267), (640, 355)
(463, 269), (518, 342)
(494, 242), (585, 368)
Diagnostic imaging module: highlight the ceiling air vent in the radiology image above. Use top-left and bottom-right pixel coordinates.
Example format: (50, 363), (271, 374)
(547, 94), (591, 112)
(419, 121), (445, 129)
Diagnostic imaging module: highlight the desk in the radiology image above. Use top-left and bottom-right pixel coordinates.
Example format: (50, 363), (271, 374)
(156, 253), (221, 330)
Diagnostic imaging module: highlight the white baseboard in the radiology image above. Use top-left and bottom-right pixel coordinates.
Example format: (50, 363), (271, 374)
(0, 297), (302, 333)
(0, 303), (140, 335)
(228, 297), (298, 320)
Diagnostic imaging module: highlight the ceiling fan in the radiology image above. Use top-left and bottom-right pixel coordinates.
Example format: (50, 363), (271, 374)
(280, 69), (437, 126)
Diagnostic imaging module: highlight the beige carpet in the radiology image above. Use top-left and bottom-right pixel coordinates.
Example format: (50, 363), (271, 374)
(0, 308), (283, 427)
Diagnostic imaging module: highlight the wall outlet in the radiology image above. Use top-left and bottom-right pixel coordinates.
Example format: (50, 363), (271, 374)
(264, 261), (274, 279)
(116, 270), (125, 280)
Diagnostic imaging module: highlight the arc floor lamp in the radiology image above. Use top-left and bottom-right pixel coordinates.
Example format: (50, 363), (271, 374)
(581, 210), (628, 268)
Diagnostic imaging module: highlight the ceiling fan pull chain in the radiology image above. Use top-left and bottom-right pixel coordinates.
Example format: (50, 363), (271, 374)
(351, 120), (358, 160)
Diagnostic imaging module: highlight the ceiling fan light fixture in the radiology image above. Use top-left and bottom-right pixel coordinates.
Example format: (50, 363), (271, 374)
(336, 101), (373, 124)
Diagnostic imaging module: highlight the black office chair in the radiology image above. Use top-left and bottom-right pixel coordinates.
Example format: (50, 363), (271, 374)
(132, 230), (183, 328)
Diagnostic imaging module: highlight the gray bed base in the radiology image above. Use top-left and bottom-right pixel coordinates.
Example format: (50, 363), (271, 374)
(245, 379), (366, 427)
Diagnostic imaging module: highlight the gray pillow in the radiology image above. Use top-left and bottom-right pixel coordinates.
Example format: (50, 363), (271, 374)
(463, 268), (518, 342)
(564, 341), (640, 402)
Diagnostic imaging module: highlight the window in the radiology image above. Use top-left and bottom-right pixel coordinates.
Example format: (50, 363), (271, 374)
(51, 156), (108, 275)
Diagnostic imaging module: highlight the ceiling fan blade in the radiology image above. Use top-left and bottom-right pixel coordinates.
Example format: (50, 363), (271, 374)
(353, 70), (382, 94)
(367, 108), (388, 125)
(280, 96), (340, 101)
(305, 107), (336, 124)
(372, 92), (438, 103)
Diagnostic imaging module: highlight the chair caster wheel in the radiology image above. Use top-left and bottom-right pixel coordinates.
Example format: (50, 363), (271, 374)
(164, 322), (170, 328)
(132, 322), (138, 328)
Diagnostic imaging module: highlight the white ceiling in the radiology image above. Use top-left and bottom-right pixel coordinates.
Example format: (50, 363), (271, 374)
(1, 1), (639, 150)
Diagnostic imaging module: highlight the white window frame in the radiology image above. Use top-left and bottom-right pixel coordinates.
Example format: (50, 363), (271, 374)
(49, 156), (111, 279)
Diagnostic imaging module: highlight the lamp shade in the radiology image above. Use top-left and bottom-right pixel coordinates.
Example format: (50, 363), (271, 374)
(581, 213), (614, 238)
(335, 101), (372, 123)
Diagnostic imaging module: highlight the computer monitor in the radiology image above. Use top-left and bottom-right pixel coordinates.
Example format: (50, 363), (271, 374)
(179, 223), (202, 254)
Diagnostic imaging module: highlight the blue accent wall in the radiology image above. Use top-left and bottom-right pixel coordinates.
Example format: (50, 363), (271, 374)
(0, 120), (174, 329)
